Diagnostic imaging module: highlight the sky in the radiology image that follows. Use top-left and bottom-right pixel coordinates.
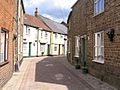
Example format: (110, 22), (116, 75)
(23, 0), (77, 23)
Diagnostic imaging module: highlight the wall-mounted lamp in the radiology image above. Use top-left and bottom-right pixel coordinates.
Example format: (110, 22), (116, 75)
(106, 28), (115, 42)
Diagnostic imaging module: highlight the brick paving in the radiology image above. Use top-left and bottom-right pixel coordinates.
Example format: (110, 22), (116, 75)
(2, 56), (117, 90)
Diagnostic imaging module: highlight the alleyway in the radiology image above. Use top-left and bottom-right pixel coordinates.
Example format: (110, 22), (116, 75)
(2, 56), (117, 90)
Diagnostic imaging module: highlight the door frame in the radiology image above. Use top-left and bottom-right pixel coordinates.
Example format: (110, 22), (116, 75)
(81, 35), (87, 68)
(29, 42), (32, 57)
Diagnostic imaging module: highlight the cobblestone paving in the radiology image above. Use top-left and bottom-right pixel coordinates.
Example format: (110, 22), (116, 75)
(2, 56), (117, 90)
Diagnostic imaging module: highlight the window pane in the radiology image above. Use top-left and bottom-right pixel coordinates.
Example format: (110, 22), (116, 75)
(1, 31), (5, 63)
(101, 0), (104, 12)
(94, 31), (104, 60)
(5, 33), (8, 60)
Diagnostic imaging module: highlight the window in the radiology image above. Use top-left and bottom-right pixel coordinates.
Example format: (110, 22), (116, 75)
(61, 35), (63, 38)
(54, 46), (57, 51)
(45, 32), (48, 38)
(74, 36), (80, 57)
(40, 44), (45, 52)
(23, 42), (27, 55)
(55, 33), (57, 39)
(94, 0), (104, 15)
(41, 31), (43, 38)
(26, 29), (30, 35)
(0, 30), (8, 63)
(93, 31), (104, 63)
(26, 26), (30, 35)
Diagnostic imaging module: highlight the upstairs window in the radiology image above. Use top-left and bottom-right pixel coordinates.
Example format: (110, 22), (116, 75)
(55, 33), (57, 39)
(94, 0), (104, 15)
(41, 31), (43, 38)
(61, 35), (63, 38)
(26, 27), (30, 35)
(0, 30), (8, 64)
(45, 32), (48, 39)
(93, 31), (104, 63)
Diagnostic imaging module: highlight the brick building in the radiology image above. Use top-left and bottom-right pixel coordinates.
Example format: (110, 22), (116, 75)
(0, 0), (25, 87)
(67, 0), (120, 89)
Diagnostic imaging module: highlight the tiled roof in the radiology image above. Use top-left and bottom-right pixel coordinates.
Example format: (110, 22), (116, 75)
(38, 16), (68, 35)
(24, 14), (51, 32)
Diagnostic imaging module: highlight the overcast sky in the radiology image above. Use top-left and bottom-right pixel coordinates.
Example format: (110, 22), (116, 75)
(23, 0), (77, 23)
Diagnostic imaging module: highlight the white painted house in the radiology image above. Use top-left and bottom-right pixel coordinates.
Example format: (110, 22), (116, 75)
(23, 8), (68, 57)
(38, 30), (51, 56)
(38, 16), (68, 56)
(23, 14), (51, 57)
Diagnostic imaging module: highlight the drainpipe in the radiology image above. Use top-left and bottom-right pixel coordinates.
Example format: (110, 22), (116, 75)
(16, 0), (21, 71)
(37, 28), (39, 57)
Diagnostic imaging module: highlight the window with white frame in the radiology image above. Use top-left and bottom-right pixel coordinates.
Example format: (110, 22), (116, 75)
(0, 30), (8, 63)
(94, 0), (104, 15)
(40, 44), (45, 52)
(94, 31), (104, 63)
(41, 31), (43, 38)
(26, 26), (30, 35)
(55, 33), (57, 39)
(61, 35), (63, 38)
(74, 36), (80, 57)
(54, 46), (57, 51)
(45, 32), (48, 38)
(23, 42), (27, 55)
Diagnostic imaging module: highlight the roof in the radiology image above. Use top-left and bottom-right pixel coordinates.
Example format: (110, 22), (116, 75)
(24, 14), (51, 32)
(67, 11), (72, 24)
(71, 0), (79, 8)
(38, 16), (68, 35)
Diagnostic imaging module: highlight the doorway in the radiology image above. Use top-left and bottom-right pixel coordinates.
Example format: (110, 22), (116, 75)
(81, 37), (87, 69)
(29, 42), (32, 57)
(47, 44), (50, 55)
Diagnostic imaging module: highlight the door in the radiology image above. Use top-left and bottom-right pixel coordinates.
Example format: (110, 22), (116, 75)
(47, 44), (50, 55)
(29, 42), (32, 56)
(62, 45), (65, 55)
(81, 38), (87, 67)
(59, 44), (60, 55)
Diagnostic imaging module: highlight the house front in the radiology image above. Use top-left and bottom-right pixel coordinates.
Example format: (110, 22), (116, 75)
(39, 16), (68, 56)
(67, 0), (120, 89)
(23, 14), (52, 57)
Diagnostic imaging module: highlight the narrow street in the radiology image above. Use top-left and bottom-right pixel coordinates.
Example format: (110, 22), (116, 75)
(2, 56), (117, 90)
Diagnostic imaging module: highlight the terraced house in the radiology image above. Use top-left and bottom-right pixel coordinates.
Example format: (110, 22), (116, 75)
(67, 0), (120, 89)
(23, 13), (52, 57)
(0, 0), (25, 87)
(23, 8), (68, 57)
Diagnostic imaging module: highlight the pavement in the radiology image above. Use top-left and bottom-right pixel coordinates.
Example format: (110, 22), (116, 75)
(2, 56), (118, 90)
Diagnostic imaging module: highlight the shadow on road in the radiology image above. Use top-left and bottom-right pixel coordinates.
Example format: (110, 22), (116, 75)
(35, 56), (89, 90)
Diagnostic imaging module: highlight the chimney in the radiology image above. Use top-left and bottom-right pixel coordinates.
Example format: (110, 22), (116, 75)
(35, 8), (38, 17)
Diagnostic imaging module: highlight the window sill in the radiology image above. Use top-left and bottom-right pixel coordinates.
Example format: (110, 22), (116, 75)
(74, 55), (79, 58)
(0, 61), (9, 67)
(93, 11), (104, 17)
(92, 59), (104, 64)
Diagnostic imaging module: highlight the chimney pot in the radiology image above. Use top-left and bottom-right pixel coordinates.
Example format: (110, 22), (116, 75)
(35, 8), (38, 17)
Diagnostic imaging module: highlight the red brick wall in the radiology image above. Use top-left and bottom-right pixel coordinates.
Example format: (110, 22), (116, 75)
(0, 0), (16, 87)
(68, 0), (120, 89)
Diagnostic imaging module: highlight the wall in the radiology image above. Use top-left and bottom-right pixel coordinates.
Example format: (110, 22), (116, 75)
(68, 0), (120, 89)
(23, 25), (38, 57)
(86, 0), (120, 89)
(0, 0), (16, 87)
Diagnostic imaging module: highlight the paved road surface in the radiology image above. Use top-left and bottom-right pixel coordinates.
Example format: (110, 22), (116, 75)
(2, 56), (117, 90)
